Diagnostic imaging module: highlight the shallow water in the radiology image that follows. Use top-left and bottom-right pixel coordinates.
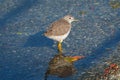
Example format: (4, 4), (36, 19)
(0, 0), (120, 80)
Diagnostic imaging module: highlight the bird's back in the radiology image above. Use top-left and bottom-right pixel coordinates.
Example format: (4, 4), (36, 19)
(44, 19), (71, 36)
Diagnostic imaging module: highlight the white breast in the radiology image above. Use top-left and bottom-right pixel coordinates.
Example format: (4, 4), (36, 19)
(48, 28), (71, 42)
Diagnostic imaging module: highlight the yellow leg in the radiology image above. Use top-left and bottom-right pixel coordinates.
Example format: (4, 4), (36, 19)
(57, 41), (63, 53)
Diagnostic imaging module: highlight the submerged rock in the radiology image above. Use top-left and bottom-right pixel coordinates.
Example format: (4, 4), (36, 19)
(44, 53), (84, 80)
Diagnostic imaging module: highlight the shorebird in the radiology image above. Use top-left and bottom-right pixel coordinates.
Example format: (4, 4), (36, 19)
(44, 15), (78, 52)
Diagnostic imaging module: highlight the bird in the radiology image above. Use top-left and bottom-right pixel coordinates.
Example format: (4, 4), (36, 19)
(44, 15), (78, 53)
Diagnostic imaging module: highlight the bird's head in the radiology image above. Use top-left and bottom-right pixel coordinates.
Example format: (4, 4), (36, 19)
(63, 15), (79, 23)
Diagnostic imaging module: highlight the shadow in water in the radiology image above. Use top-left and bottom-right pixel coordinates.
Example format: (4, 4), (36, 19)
(44, 53), (84, 80)
(78, 30), (120, 69)
(24, 31), (54, 48)
(0, 0), (39, 29)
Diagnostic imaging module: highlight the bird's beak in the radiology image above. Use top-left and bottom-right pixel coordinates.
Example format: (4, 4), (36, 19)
(74, 19), (79, 22)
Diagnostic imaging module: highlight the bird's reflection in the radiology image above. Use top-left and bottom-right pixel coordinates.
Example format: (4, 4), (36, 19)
(44, 53), (84, 80)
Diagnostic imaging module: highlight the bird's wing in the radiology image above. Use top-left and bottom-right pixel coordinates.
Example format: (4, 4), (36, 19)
(45, 19), (71, 36)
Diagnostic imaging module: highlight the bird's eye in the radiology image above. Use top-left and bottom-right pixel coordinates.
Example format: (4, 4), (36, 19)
(69, 17), (71, 19)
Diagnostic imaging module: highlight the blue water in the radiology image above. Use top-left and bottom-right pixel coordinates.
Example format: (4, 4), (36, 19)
(0, 0), (120, 80)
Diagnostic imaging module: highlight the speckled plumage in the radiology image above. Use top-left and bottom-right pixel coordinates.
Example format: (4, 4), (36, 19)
(44, 18), (71, 36)
(44, 15), (77, 42)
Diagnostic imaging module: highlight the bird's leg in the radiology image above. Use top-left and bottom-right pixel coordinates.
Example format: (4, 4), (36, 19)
(57, 41), (63, 53)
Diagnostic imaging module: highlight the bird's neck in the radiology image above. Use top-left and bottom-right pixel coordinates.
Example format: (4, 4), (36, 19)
(67, 21), (72, 24)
